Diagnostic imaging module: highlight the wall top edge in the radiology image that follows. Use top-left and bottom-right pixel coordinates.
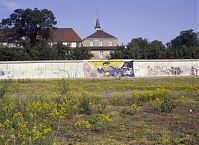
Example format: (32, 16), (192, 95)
(133, 59), (199, 62)
(0, 60), (84, 64)
(0, 59), (198, 64)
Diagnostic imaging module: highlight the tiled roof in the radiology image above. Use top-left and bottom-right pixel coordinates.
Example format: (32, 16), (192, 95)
(86, 46), (117, 50)
(86, 30), (116, 39)
(50, 28), (81, 42)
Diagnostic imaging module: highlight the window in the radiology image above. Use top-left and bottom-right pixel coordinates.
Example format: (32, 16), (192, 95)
(99, 51), (103, 58)
(99, 41), (103, 46)
(109, 41), (113, 46)
(67, 42), (71, 47)
(90, 41), (94, 47)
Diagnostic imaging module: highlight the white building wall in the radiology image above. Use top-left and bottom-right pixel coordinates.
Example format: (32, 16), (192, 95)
(71, 42), (77, 48)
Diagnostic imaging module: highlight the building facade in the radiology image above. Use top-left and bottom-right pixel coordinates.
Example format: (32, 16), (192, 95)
(82, 18), (118, 59)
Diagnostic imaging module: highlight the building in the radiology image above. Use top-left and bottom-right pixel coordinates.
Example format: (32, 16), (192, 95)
(0, 28), (81, 48)
(49, 28), (81, 48)
(82, 18), (118, 59)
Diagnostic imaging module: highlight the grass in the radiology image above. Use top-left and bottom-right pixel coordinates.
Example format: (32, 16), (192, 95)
(0, 77), (199, 144)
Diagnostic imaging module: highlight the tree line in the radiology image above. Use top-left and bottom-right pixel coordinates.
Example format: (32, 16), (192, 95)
(0, 8), (198, 61)
(111, 29), (199, 59)
(0, 42), (93, 61)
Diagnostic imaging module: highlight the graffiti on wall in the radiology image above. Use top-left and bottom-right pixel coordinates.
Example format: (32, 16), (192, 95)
(0, 69), (5, 76)
(191, 67), (198, 76)
(84, 60), (135, 77)
(168, 67), (183, 75)
(147, 66), (169, 76)
(147, 65), (199, 76)
(148, 66), (184, 76)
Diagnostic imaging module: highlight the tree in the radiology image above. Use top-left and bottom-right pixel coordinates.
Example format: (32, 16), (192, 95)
(71, 47), (93, 60)
(0, 8), (57, 46)
(127, 38), (150, 59)
(169, 29), (198, 48)
(110, 38), (168, 59)
(148, 40), (166, 59)
(0, 45), (29, 61)
(29, 42), (57, 60)
(53, 42), (72, 60)
(110, 46), (128, 59)
(167, 29), (199, 59)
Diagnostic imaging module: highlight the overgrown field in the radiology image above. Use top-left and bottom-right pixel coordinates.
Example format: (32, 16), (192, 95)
(0, 77), (199, 145)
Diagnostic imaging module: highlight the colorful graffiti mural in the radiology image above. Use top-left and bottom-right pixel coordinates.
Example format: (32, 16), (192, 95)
(0, 69), (5, 76)
(84, 60), (135, 78)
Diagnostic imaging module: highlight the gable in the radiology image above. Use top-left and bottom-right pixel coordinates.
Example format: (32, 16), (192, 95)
(86, 30), (117, 39)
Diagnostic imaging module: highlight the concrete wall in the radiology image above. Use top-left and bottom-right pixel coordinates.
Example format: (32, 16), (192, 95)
(134, 59), (199, 77)
(0, 61), (84, 79)
(0, 59), (198, 79)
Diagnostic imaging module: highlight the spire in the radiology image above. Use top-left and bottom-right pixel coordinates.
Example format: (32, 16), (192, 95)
(95, 18), (101, 31)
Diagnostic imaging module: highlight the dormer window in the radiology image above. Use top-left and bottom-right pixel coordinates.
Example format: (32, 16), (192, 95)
(90, 41), (94, 47)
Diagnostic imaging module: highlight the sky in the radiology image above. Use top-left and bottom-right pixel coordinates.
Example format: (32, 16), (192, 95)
(0, 0), (198, 45)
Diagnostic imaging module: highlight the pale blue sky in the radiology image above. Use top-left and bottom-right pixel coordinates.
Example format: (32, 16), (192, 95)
(0, 0), (198, 44)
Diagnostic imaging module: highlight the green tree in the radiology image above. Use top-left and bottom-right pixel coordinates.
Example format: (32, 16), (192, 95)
(29, 42), (57, 60)
(127, 38), (150, 59)
(169, 29), (198, 48)
(71, 47), (93, 60)
(53, 42), (72, 60)
(167, 29), (199, 59)
(0, 8), (57, 46)
(0, 45), (29, 61)
(110, 46), (128, 59)
(148, 40), (166, 59)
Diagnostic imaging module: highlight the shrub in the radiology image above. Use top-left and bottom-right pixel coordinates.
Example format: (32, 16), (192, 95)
(151, 96), (177, 113)
(0, 86), (6, 98)
(122, 104), (140, 115)
(178, 96), (188, 104)
(79, 96), (92, 115)
(131, 88), (168, 103)
(90, 114), (112, 130)
(92, 103), (107, 114)
(109, 93), (128, 106)
(74, 120), (91, 129)
(58, 79), (70, 95)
